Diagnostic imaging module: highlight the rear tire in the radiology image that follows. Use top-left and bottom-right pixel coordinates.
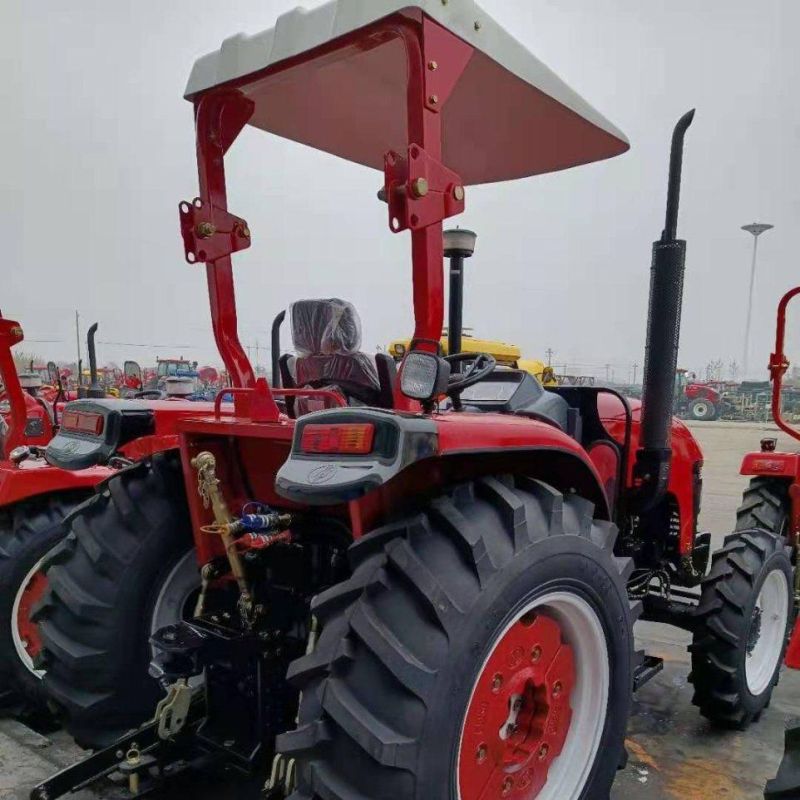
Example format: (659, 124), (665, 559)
(34, 452), (197, 748)
(690, 528), (793, 729)
(279, 476), (638, 800)
(0, 494), (89, 710)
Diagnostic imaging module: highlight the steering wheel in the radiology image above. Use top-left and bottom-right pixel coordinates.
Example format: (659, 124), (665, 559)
(444, 352), (497, 398)
(134, 390), (163, 399)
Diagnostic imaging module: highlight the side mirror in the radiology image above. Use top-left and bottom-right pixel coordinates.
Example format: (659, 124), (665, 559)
(47, 361), (62, 390)
(46, 361), (63, 426)
(124, 360), (143, 388)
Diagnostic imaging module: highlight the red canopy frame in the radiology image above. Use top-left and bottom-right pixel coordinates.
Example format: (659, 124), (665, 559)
(769, 287), (800, 444)
(180, 13), (476, 419)
(0, 316), (29, 451)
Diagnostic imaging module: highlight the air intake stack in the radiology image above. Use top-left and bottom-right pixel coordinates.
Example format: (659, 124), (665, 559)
(635, 110), (695, 511)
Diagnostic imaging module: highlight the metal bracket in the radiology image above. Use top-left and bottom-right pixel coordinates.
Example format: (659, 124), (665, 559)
(770, 350), (791, 382)
(153, 678), (193, 740)
(179, 197), (251, 264)
(264, 753), (297, 797)
(382, 144), (465, 233)
(422, 15), (475, 113)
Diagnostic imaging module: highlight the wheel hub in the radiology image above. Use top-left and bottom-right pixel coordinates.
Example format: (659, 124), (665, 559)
(747, 606), (763, 656)
(459, 613), (575, 799)
(15, 570), (47, 661)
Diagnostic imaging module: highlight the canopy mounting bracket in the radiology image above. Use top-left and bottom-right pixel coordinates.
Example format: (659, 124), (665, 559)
(383, 144), (465, 233)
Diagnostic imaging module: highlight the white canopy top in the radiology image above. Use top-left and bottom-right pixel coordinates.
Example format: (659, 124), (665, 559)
(186, 1), (629, 185)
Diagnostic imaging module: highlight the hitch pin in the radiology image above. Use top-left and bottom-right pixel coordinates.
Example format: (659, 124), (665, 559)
(125, 745), (141, 795)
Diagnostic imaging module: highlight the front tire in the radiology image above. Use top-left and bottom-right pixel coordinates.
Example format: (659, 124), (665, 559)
(34, 452), (197, 748)
(279, 476), (638, 800)
(690, 528), (793, 728)
(736, 477), (789, 538)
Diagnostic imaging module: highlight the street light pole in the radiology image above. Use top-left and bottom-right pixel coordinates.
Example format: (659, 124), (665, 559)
(741, 223), (774, 378)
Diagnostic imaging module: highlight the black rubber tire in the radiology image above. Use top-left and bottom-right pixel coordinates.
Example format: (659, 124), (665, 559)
(736, 477), (789, 539)
(34, 452), (195, 748)
(0, 493), (90, 710)
(278, 475), (639, 800)
(689, 398), (716, 421)
(765, 724), (800, 799)
(690, 528), (794, 729)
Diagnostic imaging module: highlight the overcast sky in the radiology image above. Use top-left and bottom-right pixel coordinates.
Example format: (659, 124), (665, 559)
(4, 0), (799, 381)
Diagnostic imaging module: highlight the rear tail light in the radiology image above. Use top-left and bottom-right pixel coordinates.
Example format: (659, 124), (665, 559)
(300, 423), (375, 455)
(61, 409), (105, 435)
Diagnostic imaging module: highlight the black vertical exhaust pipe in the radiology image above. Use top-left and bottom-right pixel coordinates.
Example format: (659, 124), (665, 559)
(86, 322), (104, 399)
(271, 310), (286, 388)
(634, 110), (695, 511)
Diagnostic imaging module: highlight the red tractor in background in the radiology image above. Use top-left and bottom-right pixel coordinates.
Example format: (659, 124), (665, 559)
(0, 315), (228, 719)
(676, 368), (726, 421)
(0, 314), (109, 715)
(743, 287), (800, 798)
(32, 5), (799, 800)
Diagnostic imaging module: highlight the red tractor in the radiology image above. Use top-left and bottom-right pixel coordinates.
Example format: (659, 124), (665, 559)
(0, 314), (108, 714)
(32, 5), (798, 799)
(741, 287), (800, 799)
(0, 316), (228, 718)
(676, 368), (726, 421)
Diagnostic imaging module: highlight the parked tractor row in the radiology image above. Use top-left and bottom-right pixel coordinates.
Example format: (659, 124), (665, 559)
(3, 2), (800, 799)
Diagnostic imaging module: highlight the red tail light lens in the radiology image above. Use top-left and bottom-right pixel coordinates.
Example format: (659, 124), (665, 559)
(300, 423), (375, 455)
(62, 410), (105, 435)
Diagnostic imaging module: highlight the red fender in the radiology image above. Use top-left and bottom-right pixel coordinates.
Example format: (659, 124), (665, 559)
(786, 618), (800, 669)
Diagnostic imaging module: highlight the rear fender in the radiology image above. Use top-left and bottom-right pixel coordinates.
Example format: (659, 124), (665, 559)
(740, 451), (800, 480)
(347, 448), (610, 537)
(740, 453), (800, 541)
(0, 459), (110, 507)
(786, 619), (800, 670)
(275, 408), (609, 535)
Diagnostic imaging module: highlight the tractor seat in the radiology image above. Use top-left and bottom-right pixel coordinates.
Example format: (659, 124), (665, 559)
(281, 299), (395, 414)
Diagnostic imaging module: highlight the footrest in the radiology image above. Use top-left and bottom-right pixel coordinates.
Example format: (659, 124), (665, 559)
(633, 655), (664, 691)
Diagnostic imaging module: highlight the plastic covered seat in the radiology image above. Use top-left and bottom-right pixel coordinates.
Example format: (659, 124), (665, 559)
(290, 299), (382, 407)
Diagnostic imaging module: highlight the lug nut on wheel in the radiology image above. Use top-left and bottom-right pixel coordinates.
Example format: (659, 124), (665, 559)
(538, 743), (549, 761)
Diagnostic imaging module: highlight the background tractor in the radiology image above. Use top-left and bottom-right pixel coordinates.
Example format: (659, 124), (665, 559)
(389, 334), (556, 385)
(31, 4), (797, 800)
(740, 285), (800, 799)
(0, 314), (109, 716)
(0, 316), (229, 720)
(675, 368), (727, 421)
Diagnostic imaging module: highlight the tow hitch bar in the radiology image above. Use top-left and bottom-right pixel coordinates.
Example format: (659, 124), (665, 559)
(29, 700), (205, 800)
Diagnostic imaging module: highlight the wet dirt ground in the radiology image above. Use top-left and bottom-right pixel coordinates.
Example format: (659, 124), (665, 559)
(2, 421), (799, 800)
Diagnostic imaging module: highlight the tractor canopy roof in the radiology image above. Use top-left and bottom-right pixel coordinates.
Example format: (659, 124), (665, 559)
(186, 0), (629, 185)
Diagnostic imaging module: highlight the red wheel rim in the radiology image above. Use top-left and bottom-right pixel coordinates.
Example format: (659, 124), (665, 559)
(458, 613), (575, 800)
(15, 570), (48, 661)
